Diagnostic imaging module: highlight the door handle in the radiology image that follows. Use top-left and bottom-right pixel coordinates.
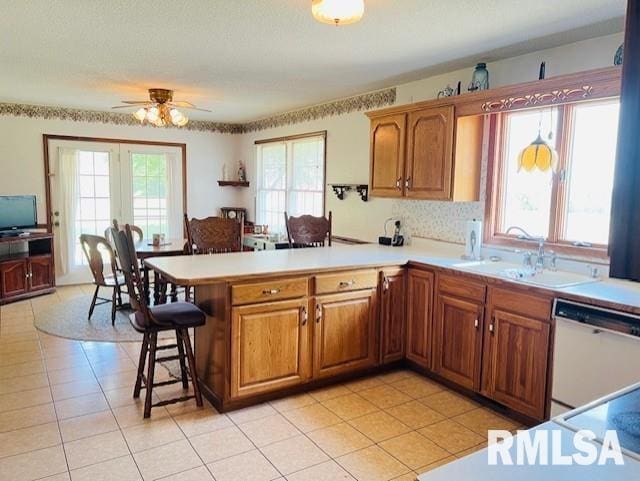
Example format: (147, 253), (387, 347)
(315, 304), (322, 323)
(339, 280), (355, 288)
(301, 306), (307, 326)
(396, 177), (402, 190)
(405, 177), (412, 190)
(383, 276), (390, 292)
(474, 318), (479, 329)
(489, 319), (495, 334)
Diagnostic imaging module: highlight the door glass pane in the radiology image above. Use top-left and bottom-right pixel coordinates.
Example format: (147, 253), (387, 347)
(500, 109), (558, 238)
(74, 150), (112, 266)
(563, 101), (619, 245)
(131, 153), (169, 238)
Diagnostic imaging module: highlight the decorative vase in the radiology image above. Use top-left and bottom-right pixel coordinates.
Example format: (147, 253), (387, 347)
(469, 63), (489, 91)
(615, 44), (624, 66)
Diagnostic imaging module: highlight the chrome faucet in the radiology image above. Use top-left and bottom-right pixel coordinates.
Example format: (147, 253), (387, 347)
(506, 226), (549, 272)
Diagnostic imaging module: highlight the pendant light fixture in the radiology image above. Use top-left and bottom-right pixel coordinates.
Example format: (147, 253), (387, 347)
(312, 0), (365, 26)
(517, 110), (558, 173)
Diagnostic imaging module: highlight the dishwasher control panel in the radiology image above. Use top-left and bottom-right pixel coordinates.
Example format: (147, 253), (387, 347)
(554, 299), (640, 338)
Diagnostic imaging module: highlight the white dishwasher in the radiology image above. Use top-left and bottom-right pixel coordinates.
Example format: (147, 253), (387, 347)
(551, 299), (640, 416)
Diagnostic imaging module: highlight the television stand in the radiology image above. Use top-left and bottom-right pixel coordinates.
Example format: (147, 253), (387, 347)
(0, 233), (55, 304)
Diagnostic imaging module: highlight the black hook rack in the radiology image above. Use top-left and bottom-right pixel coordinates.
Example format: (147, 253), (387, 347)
(329, 184), (369, 202)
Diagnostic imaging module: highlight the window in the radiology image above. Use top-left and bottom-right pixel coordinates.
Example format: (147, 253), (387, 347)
(131, 153), (169, 237)
(488, 98), (620, 255)
(256, 132), (326, 233)
(74, 150), (112, 266)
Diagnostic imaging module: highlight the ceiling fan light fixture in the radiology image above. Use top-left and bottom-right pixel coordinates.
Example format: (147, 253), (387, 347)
(145, 106), (159, 123)
(133, 108), (147, 122)
(312, 0), (364, 26)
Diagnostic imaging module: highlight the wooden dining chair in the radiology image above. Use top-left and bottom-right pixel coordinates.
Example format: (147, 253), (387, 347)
(109, 225), (205, 418)
(285, 211), (332, 248)
(79, 234), (125, 324)
(111, 219), (144, 242)
(184, 214), (244, 254)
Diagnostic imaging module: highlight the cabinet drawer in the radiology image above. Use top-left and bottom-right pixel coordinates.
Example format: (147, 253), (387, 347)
(437, 273), (486, 302)
(231, 277), (308, 305)
(488, 287), (552, 322)
(314, 270), (377, 295)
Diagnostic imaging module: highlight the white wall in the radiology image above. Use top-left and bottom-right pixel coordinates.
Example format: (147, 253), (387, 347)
(238, 32), (624, 243)
(0, 116), (241, 224)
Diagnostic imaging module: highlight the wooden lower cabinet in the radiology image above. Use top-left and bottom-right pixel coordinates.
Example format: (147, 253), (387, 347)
(0, 259), (28, 298)
(432, 293), (484, 391)
(380, 268), (406, 364)
(313, 289), (378, 378)
(405, 269), (434, 368)
(482, 294), (552, 421)
(29, 256), (54, 291)
(230, 298), (311, 399)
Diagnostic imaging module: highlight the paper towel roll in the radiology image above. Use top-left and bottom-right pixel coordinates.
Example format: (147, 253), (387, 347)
(465, 220), (483, 259)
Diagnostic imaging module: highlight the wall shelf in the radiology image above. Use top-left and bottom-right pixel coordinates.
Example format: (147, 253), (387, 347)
(218, 181), (250, 187)
(329, 184), (369, 202)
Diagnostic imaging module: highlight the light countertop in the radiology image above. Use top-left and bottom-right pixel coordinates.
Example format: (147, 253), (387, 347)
(144, 241), (640, 312)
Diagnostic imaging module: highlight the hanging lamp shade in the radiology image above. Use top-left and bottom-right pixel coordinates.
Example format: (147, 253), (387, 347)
(517, 133), (558, 172)
(312, 0), (364, 25)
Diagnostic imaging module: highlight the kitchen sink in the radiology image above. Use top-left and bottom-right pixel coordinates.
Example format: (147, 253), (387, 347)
(452, 260), (600, 289)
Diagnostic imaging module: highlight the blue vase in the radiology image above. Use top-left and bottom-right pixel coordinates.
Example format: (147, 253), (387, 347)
(470, 63), (489, 91)
(615, 44), (623, 66)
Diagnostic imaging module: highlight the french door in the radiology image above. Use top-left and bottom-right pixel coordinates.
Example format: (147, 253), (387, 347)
(49, 140), (183, 285)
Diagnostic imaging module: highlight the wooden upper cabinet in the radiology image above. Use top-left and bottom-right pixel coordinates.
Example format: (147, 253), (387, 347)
(406, 106), (455, 200)
(405, 268), (434, 369)
(369, 114), (406, 197)
(313, 289), (378, 378)
(482, 288), (552, 421)
(230, 298), (311, 399)
(432, 293), (484, 391)
(379, 268), (406, 364)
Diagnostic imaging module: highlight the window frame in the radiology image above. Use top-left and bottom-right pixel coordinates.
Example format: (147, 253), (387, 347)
(255, 131), (327, 231)
(484, 98), (619, 259)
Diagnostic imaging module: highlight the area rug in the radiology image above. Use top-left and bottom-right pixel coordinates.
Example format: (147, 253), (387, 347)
(34, 294), (172, 343)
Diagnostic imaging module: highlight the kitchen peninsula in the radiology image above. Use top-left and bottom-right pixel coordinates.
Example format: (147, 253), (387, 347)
(145, 242), (640, 423)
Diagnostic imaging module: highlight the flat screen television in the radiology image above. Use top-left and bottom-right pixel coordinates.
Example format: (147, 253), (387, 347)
(0, 195), (37, 232)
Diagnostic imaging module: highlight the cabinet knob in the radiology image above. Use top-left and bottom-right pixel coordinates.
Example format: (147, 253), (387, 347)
(489, 321), (495, 334)
(383, 276), (390, 291)
(396, 177), (402, 190)
(474, 318), (479, 329)
(339, 280), (355, 288)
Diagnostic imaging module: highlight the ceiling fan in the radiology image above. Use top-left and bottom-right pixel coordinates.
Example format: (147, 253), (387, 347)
(112, 88), (210, 127)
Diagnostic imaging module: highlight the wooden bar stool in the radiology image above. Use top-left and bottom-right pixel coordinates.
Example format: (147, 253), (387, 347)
(110, 225), (205, 418)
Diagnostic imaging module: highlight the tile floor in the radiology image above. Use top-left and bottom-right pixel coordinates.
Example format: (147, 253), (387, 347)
(0, 285), (525, 481)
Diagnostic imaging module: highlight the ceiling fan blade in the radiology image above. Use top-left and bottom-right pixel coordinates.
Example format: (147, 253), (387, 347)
(170, 100), (195, 108)
(120, 100), (151, 104)
(168, 103), (212, 113)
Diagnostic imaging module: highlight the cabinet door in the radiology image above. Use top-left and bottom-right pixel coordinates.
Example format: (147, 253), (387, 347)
(380, 269), (406, 364)
(369, 114), (407, 198)
(0, 260), (29, 298)
(313, 289), (378, 378)
(230, 298), (311, 399)
(405, 269), (434, 369)
(433, 293), (484, 391)
(29, 256), (54, 291)
(483, 309), (550, 420)
(405, 105), (455, 200)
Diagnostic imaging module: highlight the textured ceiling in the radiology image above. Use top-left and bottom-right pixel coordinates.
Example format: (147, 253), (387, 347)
(0, 0), (626, 122)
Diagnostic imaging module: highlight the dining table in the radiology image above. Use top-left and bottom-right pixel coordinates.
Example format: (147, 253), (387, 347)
(135, 239), (187, 304)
